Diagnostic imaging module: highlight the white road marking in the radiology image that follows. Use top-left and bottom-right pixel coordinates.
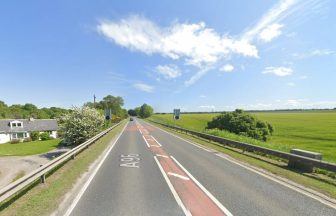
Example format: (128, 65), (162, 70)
(215, 153), (336, 210)
(151, 136), (162, 147)
(156, 154), (169, 158)
(171, 156), (233, 216)
(139, 129), (143, 135)
(153, 156), (191, 216)
(167, 172), (190, 181)
(144, 121), (212, 152)
(142, 135), (150, 148)
(64, 123), (128, 216)
(144, 120), (336, 209)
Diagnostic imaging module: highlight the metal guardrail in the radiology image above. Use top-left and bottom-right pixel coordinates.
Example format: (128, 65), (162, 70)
(0, 121), (123, 204)
(149, 120), (336, 173)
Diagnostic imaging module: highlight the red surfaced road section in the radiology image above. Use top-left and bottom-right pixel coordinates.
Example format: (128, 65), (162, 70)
(137, 122), (229, 216)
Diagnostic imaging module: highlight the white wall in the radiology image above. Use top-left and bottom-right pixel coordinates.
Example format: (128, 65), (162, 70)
(50, 131), (57, 139)
(0, 133), (10, 144)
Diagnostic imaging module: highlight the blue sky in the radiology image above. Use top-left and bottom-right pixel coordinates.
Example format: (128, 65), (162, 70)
(1, 0), (335, 112)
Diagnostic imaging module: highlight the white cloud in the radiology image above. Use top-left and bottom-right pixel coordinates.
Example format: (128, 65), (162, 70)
(262, 66), (293, 76)
(97, 16), (258, 69)
(287, 82), (295, 86)
(299, 75), (308, 79)
(292, 49), (335, 59)
(200, 94), (206, 98)
(259, 23), (284, 42)
(156, 65), (181, 79)
(133, 83), (154, 93)
(220, 64), (234, 72)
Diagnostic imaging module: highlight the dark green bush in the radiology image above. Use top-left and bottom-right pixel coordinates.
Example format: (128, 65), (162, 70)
(206, 109), (274, 141)
(30, 131), (40, 141)
(40, 132), (51, 141)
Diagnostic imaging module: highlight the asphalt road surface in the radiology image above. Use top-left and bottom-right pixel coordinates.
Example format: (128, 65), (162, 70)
(69, 119), (336, 216)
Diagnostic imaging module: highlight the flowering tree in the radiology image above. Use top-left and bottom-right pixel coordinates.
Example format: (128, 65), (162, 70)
(59, 106), (105, 145)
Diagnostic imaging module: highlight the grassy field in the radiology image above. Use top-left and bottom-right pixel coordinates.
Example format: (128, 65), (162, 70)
(0, 139), (61, 156)
(149, 111), (336, 163)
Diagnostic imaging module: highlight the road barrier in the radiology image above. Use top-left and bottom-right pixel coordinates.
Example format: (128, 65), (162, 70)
(148, 120), (336, 173)
(0, 121), (123, 204)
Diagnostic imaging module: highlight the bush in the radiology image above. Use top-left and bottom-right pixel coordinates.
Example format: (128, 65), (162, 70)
(59, 106), (104, 145)
(23, 137), (32, 142)
(30, 131), (40, 141)
(11, 139), (20, 144)
(206, 109), (274, 141)
(40, 132), (51, 141)
(139, 104), (154, 118)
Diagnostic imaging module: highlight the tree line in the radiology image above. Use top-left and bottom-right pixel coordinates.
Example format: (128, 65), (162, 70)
(0, 101), (69, 119)
(127, 104), (154, 118)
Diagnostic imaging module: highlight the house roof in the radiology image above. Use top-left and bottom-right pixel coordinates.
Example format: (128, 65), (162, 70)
(0, 119), (58, 133)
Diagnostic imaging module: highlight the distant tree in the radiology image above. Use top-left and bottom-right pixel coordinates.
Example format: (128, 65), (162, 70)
(139, 104), (154, 118)
(206, 109), (274, 141)
(134, 107), (141, 116)
(128, 109), (137, 116)
(59, 107), (104, 145)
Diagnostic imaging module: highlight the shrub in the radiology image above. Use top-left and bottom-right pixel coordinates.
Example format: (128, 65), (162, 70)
(23, 137), (32, 142)
(11, 139), (20, 144)
(40, 132), (51, 141)
(206, 109), (274, 141)
(139, 104), (154, 118)
(30, 131), (40, 141)
(59, 106), (104, 145)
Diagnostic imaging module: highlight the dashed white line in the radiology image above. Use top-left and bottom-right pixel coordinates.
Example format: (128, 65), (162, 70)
(156, 154), (169, 158)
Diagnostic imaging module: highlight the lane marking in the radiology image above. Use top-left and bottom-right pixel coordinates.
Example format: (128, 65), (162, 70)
(215, 153), (336, 210)
(145, 120), (336, 209)
(139, 129), (143, 135)
(171, 156), (233, 216)
(64, 123), (128, 216)
(167, 172), (190, 181)
(142, 135), (150, 148)
(151, 136), (162, 147)
(156, 154), (169, 158)
(153, 156), (191, 216)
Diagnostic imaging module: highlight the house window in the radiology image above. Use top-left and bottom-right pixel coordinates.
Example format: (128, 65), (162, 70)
(12, 133), (18, 139)
(12, 123), (17, 127)
(17, 123), (22, 127)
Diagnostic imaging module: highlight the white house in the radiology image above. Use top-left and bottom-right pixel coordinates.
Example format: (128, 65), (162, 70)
(0, 118), (58, 144)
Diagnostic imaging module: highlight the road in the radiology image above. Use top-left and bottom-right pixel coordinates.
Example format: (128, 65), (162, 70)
(68, 119), (336, 216)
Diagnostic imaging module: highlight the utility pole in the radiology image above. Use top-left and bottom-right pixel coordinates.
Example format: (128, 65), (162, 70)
(94, 94), (96, 108)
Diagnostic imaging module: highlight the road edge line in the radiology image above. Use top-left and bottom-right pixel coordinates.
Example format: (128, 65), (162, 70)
(64, 122), (128, 216)
(145, 120), (336, 210)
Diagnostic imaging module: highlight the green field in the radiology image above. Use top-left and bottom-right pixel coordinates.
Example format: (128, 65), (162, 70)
(0, 139), (61, 156)
(149, 111), (336, 163)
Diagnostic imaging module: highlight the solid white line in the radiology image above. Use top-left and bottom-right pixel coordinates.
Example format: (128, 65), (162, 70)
(167, 172), (190, 181)
(145, 120), (336, 209)
(215, 153), (336, 210)
(171, 156), (233, 216)
(139, 129), (143, 135)
(142, 135), (150, 148)
(153, 156), (191, 216)
(64, 123), (128, 216)
(151, 136), (162, 147)
(156, 154), (169, 158)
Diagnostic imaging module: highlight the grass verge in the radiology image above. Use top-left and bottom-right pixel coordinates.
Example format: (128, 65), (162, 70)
(0, 121), (126, 216)
(148, 120), (336, 199)
(0, 139), (61, 156)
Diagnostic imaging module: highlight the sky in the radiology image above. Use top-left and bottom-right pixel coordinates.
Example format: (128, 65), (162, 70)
(0, 0), (335, 112)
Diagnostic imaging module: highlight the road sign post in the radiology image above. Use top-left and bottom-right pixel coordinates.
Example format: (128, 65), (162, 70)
(173, 109), (180, 127)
